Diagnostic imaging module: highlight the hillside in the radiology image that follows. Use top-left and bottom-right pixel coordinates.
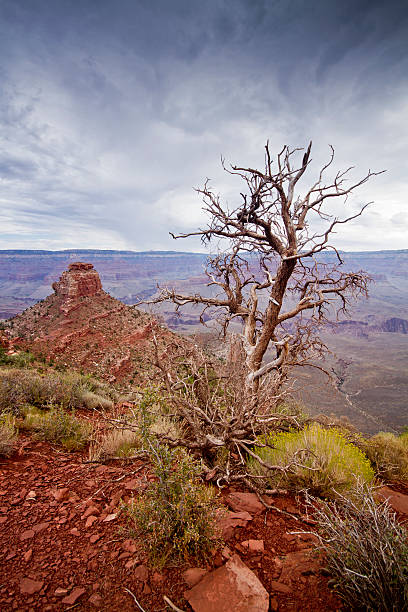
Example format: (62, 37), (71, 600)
(5, 262), (178, 384)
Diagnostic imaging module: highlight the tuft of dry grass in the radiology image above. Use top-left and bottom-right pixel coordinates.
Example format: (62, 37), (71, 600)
(0, 368), (115, 414)
(89, 427), (141, 461)
(0, 414), (18, 456)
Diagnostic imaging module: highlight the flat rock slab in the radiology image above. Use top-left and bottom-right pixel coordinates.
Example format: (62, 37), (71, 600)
(184, 554), (269, 612)
(377, 486), (408, 515)
(217, 511), (253, 540)
(225, 492), (265, 515)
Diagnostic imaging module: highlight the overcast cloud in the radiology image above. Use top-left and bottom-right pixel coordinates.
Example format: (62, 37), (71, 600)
(0, 0), (407, 252)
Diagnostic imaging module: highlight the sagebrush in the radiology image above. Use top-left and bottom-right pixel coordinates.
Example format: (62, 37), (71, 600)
(248, 423), (374, 499)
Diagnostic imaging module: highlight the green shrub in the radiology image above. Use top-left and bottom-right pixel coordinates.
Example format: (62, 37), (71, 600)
(310, 483), (408, 611)
(0, 347), (35, 367)
(22, 405), (92, 450)
(0, 413), (18, 456)
(248, 423), (374, 499)
(123, 445), (222, 567)
(363, 432), (408, 481)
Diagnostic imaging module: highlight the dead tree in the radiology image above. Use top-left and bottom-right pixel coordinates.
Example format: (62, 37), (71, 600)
(152, 142), (381, 399)
(135, 143), (382, 490)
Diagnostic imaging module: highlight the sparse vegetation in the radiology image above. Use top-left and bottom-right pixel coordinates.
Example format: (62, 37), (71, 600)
(0, 368), (115, 415)
(0, 413), (18, 456)
(310, 483), (408, 611)
(248, 423), (374, 499)
(123, 444), (222, 567)
(363, 431), (408, 481)
(21, 405), (92, 450)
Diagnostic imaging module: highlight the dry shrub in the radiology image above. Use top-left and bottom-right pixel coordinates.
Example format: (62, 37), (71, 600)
(22, 405), (92, 450)
(122, 445), (222, 567)
(0, 414), (18, 456)
(248, 423), (374, 499)
(364, 432), (408, 481)
(0, 368), (114, 414)
(309, 483), (408, 611)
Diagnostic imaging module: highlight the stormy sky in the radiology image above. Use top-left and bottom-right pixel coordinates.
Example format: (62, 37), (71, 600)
(0, 0), (407, 252)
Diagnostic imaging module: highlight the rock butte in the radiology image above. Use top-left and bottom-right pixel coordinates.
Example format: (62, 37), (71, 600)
(52, 262), (103, 300)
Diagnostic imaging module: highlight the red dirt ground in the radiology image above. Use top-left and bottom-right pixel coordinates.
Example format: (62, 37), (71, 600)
(0, 434), (343, 612)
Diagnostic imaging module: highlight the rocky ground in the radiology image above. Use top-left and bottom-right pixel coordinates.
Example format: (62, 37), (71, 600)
(0, 434), (348, 612)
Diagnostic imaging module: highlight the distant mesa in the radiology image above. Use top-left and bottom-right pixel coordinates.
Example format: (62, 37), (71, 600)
(52, 262), (103, 300)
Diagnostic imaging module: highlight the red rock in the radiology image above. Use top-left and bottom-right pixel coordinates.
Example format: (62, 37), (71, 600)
(221, 546), (232, 560)
(279, 550), (320, 581)
(82, 506), (100, 519)
(143, 583), (151, 594)
(0, 516), (7, 524)
(185, 555), (269, 612)
(271, 581), (291, 594)
(224, 492), (265, 515)
(377, 486), (408, 515)
(32, 522), (49, 533)
(54, 587), (69, 597)
(122, 539), (137, 553)
(270, 597), (279, 611)
(89, 593), (103, 607)
(20, 578), (44, 595)
(20, 530), (35, 541)
(134, 565), (149, 581)
(217, 511), (253, 540)
(118, 552), (131, 560)
(70, 528), (81, 537)
(23, 549), (33, 562)
(241, 540), (264, 553)
(102, 513), (117, 522)
(89, 534), (101, 544)
(52, 488), (69, 502)
(152, 572), (164, 583)
(85, 515), (98, 528)
(53, 263), (102, 299)
(61, 587), (86, 605)
(26, 491), (37, 500)
(183, 568), (208, 587)
(125, 559), (138, 569)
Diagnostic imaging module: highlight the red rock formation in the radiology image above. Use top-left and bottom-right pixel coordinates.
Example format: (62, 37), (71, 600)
(7, 262), (182, 383)
(52, 262), (102, 300)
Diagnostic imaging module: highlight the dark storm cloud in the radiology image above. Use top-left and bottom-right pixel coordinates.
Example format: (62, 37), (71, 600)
(0, 0), (407, 251)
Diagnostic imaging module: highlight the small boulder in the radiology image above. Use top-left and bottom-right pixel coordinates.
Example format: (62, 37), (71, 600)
(241, 539), (264, 554)
(377, 486), (408, 515)
(184, 554), (269, 612)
